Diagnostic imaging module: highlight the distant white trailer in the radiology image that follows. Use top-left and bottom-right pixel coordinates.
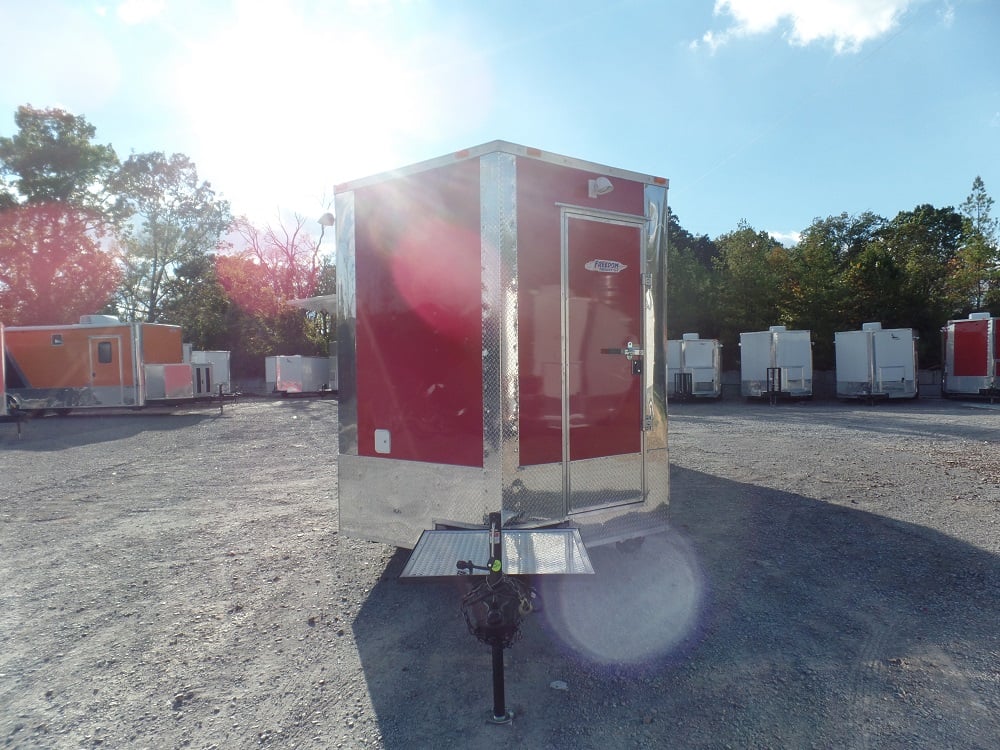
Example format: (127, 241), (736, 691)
(265, 355), (332, 394)
(667, 333), (722, 399)
(191, 350), (233, 394)
(835, 322), (918, 400)
(941, 312), (999, 398)
(740, 326), (812, 399)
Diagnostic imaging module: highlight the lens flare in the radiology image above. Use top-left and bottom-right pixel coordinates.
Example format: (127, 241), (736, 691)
(538, 529), (705, 667)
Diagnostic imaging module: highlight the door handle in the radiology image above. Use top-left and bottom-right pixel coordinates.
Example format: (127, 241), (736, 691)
(600, 340), (644, 360)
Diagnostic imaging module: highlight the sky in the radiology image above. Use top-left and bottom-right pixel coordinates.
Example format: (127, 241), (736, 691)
(2, 0), (998, 246)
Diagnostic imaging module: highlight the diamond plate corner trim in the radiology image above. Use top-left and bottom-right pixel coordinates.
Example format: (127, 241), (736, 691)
(480, 151), (520, 515)
(335, 189), (358, 457)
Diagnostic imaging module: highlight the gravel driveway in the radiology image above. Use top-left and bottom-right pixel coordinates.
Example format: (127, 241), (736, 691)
(1, 397), (998, 749)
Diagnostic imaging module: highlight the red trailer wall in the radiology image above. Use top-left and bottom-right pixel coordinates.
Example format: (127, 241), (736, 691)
(953, 320), (988, 377)
(353, 159), (484, 467)
(515, 157), (646, 466)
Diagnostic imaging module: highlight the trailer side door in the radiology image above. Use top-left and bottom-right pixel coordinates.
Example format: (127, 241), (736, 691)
(563, 211), (645, 512)
(89, 336), (126, 404)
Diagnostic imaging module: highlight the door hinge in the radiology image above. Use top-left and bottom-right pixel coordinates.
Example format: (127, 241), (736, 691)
(643, 414), (653, 431)
(643, 272), (653, 289)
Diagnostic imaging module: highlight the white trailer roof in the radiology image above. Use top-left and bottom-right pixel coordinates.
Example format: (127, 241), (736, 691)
(334, 140), (669, 193)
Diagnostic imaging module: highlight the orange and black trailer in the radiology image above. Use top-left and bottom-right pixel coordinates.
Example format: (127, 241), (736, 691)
(3, 315), (214, 413)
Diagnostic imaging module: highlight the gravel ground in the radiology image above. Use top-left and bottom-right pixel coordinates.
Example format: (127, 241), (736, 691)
(1, 396), (998, 749)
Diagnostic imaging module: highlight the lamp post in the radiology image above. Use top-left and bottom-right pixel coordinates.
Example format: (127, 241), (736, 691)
(316, 212), (336, 345)
(317, 211), (335, 248)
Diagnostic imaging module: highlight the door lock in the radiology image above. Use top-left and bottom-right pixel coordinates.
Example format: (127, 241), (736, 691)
(600, 340), (645, 360)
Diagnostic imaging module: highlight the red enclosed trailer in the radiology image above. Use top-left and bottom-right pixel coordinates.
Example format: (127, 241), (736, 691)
(334, 141), (670, 558)
(941, 312), (999, 398)
(334, 142), (670, 720)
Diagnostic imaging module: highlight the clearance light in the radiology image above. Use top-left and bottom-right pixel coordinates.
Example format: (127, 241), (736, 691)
(588, 176), (614, 198)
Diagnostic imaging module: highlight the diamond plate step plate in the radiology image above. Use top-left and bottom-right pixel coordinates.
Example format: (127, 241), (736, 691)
(400, 528), (595, 578)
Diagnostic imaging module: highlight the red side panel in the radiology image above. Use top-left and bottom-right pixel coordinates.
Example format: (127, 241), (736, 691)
(354, 159), (484, 467)
(516, 158), (645, 466)
(953, 320), (988, 376)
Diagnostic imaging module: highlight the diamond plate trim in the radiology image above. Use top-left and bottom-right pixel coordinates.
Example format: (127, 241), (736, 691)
(400, 528), (595, 578)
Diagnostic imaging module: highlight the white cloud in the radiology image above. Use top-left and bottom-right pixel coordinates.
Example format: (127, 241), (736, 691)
(116, 0), (165, 25)
(938, 1), (955, 26)
(696, 0), (916, 54)
(769, 229), (801, 247)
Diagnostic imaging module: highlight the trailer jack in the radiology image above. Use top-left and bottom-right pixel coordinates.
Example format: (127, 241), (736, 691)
(400, 512), (594, 724)
(457, 513), (535, 724)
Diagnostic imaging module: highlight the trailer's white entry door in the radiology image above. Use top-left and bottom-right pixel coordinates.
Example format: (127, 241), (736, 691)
(562, 211), (645, 513)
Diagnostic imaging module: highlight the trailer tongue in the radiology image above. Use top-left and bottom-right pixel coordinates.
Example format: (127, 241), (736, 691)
(399, 512), (592, 722)
(334, 141), (670, 721)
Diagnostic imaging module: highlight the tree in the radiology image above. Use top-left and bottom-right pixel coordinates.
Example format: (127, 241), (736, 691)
(785, 219), (853, 369)
(667, 212), (719, 339)
(228, 215), (325, 305)
(214, 215), (329, 378)
(712, 221), (789, 364)
(157, 253), (233, 350)
(0, 106), (122, 324)
(798, 211), (886, 264)
(0, 204), (121, 324)
(954, 176), (999, 311)
(0, 105), (120, 214)
(311, 253), (337, 343)
(856, 204), (968, 365)
(109, 152), (231, 322)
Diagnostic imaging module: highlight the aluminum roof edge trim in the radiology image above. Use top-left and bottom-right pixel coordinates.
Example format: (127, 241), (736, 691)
(334, 140), (669, 193)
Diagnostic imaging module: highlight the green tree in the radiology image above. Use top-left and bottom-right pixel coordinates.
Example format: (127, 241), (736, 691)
(784, 212), (887, 368)
(0, 106), (122, 324)
(785, 225), (847, 369)
(666, 212), (719, 339)
(158, 253), (233, 350)
(713, 220), (789, 364)
(310, 253), (337, 344)
(954, 176), (999, 311)
(109, 152), (231, 322)
(842, 240), (906, 324)
(855, 204), (968, 365)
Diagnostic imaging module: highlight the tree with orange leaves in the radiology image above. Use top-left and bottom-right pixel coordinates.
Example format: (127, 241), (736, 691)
(0, 106), (123, 325)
